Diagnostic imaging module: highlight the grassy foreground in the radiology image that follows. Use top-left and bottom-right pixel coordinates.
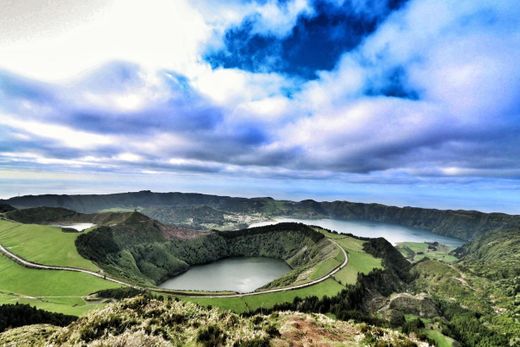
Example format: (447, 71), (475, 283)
(0, 296), (423, 346)
(0, 220), (99, 271)
(0, 256), (119, 316)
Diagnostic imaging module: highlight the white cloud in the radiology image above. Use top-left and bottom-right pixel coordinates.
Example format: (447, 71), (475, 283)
(0, 113), (115, 149)
(251, 0), (313, 37)
(1, 0), (519, 185)
(0, 0), (210, 82)
(191, 66), (292, 105)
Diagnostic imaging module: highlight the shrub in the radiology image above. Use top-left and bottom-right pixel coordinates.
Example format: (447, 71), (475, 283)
(197, 325), (227, 347)
(0, 303), (77, 332)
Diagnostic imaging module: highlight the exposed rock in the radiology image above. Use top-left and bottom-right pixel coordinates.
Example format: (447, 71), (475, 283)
(379, 293), (440, 319)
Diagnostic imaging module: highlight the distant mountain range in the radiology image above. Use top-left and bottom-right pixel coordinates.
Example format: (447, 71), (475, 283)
(4, 190), (520, 240)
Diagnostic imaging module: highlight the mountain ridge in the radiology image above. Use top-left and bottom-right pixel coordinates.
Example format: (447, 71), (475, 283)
(4, 191), (520, 240)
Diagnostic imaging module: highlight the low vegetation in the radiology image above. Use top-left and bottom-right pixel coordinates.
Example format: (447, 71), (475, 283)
(410, 229), (520, 346)
(0, 303), (76, 333)
(0, 295), (424, 346)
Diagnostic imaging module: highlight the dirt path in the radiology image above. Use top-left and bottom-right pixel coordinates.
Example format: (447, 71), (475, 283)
(0, 239), (348, 298)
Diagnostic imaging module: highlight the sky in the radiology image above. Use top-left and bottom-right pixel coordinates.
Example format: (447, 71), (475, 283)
(1, 0), (520, 213)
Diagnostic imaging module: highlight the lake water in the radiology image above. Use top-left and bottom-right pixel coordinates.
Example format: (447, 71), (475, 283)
(160, 218), (463, 292)
(159, 256), (291, 293)
(53, 223), (95, 231)
(249, 218), (465, 247)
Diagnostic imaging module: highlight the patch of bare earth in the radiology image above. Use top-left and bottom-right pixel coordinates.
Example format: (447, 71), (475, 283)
(159, 225), (207, 240)
(271, 312), (428, 347)
(272, 313), (361, 346)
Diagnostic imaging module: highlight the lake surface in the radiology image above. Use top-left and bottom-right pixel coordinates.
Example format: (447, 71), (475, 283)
(249, 218), (464, 247)
(53, 223), (95, 231)
(159, 257), (291, 293)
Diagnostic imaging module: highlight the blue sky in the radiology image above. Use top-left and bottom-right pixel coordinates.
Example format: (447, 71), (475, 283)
(1, 0), (520, 213)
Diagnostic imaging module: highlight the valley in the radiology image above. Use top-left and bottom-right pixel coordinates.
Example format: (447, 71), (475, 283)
(0, 192), (519, 346)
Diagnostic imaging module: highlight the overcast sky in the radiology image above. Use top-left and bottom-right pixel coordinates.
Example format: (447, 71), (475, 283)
(1, 0), (519, 213)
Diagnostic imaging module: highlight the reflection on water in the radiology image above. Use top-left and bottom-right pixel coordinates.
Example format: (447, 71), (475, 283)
(159, 256), (291, 292)
(54, 223), (95, 231)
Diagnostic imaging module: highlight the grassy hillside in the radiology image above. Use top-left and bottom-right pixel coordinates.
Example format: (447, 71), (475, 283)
(185, 279), (344, 313)
(4, 206), (141, 226)
(4, 207), (84, 224)
(409, 230), (520, 345)
(0, 295), (424, 346)
(182, 230), (382, 313)
(76, 220), (340, 288)
(456, 228), (520, 281)
(325, 232), (383, 285)
(0, 220), (99, 271)
(0, 256), (118, 316)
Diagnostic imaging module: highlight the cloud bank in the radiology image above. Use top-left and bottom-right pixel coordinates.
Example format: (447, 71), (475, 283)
(1, 0), (520, 210)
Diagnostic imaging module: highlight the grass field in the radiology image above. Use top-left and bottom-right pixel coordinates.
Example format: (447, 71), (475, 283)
(396, 242), (458, 263)
(0, 219), (382, 316)
(323, 232), (382, 285)
(404, 314), (455, 347)
(0, 255), (119, 316)
(0, 220), (98, 271)
(182, 278), (344, 313)
(306, 245), (344, 281)
(425, 329), (456, 347)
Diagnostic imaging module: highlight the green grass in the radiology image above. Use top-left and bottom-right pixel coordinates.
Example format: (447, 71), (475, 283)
(182, 278), (344, 313)
(332, 236), (382, 285)
(396, 242), (458, 263)
(307, 244), (344, 281)
(425, 329), (456, 347)
(0, 220), (381, 316)
(0, 220), (98, 271)
(403, 314), (455, 347)
(0, 255), (119, 315)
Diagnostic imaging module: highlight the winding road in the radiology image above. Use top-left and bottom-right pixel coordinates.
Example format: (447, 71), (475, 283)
(0, 244), (135, 288)
(0, 238), (348, 298)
